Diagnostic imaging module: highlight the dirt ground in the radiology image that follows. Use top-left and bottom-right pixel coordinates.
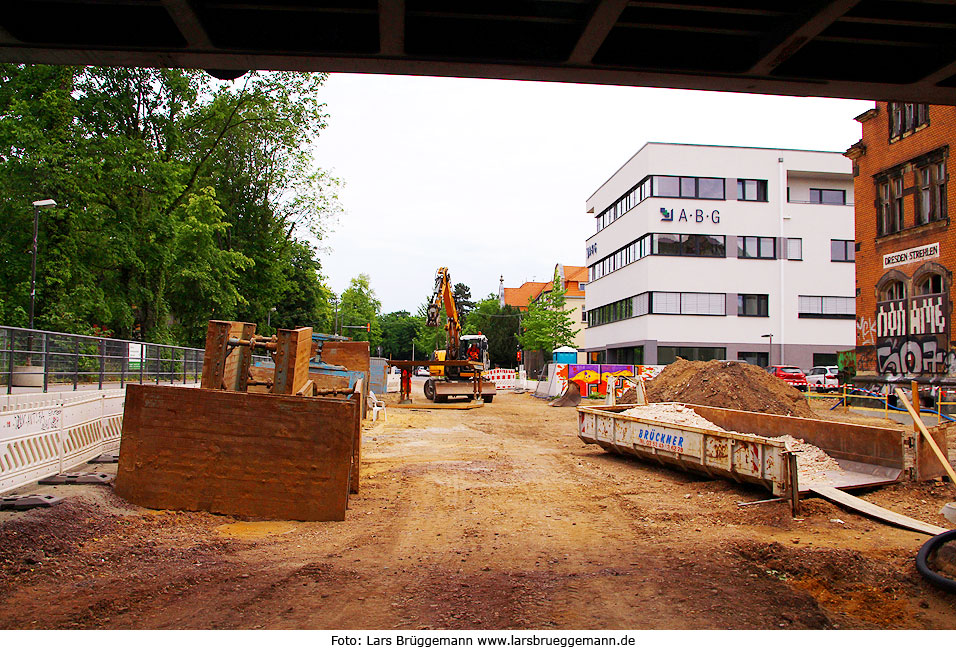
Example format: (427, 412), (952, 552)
(1, 386), (955, 630)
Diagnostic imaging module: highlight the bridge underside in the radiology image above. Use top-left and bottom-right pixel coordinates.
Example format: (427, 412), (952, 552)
(0, 1), (953, 104)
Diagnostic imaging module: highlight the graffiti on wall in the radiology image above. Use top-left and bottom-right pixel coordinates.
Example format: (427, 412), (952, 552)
(875, 293), (950, 375)
(877, 336), (947, 375)
(857, 316), (877, 346)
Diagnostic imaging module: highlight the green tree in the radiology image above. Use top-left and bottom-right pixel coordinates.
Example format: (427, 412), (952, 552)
(338, 274), (382, 347)
(452, 282), (474, 327)
(0, 65), (340, 345)
(517, 270), (580, 357)
(466, 295), (521, 368)
(379, 310), (422, 360)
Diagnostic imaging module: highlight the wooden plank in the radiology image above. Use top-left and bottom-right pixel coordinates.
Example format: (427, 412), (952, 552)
(810, 485), (947, 536)
(115, 385), (356, 521)
(895, 389), (956, 486)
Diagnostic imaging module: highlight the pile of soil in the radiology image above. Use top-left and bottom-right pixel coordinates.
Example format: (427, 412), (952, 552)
(641, 358), (816, 418)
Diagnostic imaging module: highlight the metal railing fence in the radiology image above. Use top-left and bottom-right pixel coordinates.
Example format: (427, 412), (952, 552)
(0, 325), (269, 394)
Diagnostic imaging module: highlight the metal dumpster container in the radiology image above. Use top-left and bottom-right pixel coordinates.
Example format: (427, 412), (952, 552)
(577, 403), (791, 496)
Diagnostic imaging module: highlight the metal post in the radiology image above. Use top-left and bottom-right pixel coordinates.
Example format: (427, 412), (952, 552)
(120, 343), (127, 388)
(98, 338), (105, 390)
(787, 450), (800, 517)
(28, 205), (39, 331)
(6, 329), (13, 395)
(42, 331), (49, 393)
(182, 349), (186, 384)
(73, 337), (79, 390)
(155, 347), (160, 384)
(139, 345), (145, 385)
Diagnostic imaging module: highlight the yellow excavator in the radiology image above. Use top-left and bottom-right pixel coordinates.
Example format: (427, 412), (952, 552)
(423, 267), (496, 403)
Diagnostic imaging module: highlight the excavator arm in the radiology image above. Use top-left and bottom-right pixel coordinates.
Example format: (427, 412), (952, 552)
(426, 266), (461, 358)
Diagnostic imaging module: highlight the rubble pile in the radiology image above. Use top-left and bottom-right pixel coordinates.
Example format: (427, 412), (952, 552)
(643, 359), (816, 418)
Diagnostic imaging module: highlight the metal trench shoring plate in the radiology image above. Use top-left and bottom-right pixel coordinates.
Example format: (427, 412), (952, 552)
(0, 494), (65, 510)
(88, 453), (120, 464)
(39, 472), (114, 485)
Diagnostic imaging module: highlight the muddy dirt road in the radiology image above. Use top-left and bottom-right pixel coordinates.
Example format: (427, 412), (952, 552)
(1, 390), (954, 629)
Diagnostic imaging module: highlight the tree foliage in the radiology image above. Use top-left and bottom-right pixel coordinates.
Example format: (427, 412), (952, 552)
(337, 274), (382, 347)
(466, 295), (521, 368)
(379, 310), (422, 360)
(517, 270), (580, 357)
(0, 65), (340, 345)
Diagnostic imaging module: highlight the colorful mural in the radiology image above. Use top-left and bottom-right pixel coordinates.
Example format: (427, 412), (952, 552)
(567, 364), (634, 396)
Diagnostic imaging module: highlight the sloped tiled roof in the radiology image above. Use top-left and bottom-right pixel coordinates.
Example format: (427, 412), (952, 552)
(502, 282), (547, 309)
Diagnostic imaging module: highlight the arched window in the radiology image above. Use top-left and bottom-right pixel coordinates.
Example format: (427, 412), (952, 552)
(879, 280), (906, 301)
(915, 273), (944, 296)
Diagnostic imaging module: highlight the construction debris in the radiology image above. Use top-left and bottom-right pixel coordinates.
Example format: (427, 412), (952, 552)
(619, 403), (841, 484)
(645, 359), (816, 418)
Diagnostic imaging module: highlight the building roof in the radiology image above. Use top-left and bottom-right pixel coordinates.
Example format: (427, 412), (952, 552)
(502, 282), (548, 309)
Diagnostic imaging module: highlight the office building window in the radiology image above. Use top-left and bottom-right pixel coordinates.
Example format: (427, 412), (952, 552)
(737, 179), (767, 202)
(588, 291), (725, 324)
(831, 240), (855, 262)
(786, 238), (802, 260)
(589, 233), (725, 281)
(738, 351), (769, 367)
(798, 295), (854, 319)
(810, 188), (846, 205)
(738, 294), (769, 317)
(595, 173), (730, 233)
(658, 346), (726, 365)
(737, 236), (776, 259)
(889, 102), (929, 140)
(653, 175), (725, 200)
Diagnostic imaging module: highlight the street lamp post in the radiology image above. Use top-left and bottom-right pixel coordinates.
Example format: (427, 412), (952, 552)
(267, 306), (276, 330)
(761, 333), (773, 367)
(26, 199), (55, 370)
(29, 199), (56, 331)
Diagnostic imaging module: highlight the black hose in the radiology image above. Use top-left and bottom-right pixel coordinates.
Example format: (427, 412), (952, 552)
(916, 528), (956, 594)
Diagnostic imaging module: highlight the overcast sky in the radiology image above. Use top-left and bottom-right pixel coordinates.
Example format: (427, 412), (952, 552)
(314, 73), (872, 315)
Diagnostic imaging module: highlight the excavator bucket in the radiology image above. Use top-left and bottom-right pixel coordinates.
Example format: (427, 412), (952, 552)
(550, 382), (581, 407)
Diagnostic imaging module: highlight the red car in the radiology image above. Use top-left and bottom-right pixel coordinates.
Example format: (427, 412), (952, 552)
(768, 365), (808, 392)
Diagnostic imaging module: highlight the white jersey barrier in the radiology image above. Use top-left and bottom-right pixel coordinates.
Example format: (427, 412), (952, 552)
(0, 389), (126, 493)
(486, 369), (517, 390)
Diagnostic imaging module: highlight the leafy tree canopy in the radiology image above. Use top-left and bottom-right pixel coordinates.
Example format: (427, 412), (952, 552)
(516, 269), (580, 357)
(0, 65), (340, 345)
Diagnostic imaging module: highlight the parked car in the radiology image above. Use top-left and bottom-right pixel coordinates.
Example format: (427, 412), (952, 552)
(415, 366), (431, 377)
(805, 365), (840, 392)
(767, 365), (808, 391)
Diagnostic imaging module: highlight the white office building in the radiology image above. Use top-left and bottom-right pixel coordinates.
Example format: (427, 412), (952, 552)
(584, 143), (855, 369)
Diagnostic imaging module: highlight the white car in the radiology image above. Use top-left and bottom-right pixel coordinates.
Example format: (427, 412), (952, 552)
(806, 365), (840, 392)
(415, 366), (431, 377)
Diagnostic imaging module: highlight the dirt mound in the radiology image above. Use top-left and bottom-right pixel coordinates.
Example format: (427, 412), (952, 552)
(644, 359), (816, 418)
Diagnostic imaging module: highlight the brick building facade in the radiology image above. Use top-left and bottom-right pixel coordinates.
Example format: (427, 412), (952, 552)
(845, 102), (953, 385)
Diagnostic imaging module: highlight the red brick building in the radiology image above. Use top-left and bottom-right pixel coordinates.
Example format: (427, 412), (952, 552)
(845, 102), (953, 386)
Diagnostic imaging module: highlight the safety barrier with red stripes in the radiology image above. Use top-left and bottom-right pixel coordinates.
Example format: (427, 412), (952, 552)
(485, 368), (517, 390)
